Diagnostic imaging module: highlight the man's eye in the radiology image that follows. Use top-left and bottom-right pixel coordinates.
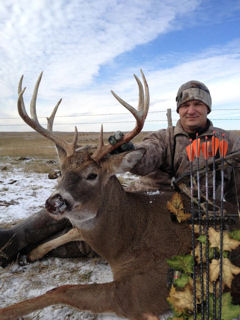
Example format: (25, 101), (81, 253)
(86, 173), (98, 180)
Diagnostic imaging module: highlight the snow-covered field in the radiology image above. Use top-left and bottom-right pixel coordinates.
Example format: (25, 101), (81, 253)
(0, 157), (124, 319)
(0, 158), (57, 225)
(0, 157), (171, 320)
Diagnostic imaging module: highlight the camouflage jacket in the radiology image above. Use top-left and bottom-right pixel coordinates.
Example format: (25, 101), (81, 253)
(132, 119), (240, 204)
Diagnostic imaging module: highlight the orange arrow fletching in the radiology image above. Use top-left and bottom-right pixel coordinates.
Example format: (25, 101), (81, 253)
(186, 144), (194, 161)
(219, 139), (228, 157)
(211, 136), (219, 156)
(202, 140), (210, 160)
(192, 138), (201, 158)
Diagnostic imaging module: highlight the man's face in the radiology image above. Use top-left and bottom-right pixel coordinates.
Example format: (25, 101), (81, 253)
(178, 100), (209, 133)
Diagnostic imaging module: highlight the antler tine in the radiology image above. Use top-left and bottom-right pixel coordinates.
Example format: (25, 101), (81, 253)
(93, 125), (104, 157)
(134, 74), (144, 113)
(140, 69), (150, 120)
(47, 99), (62, 132)
(91, 70), (149, 162)
(18, 88), (37, 131)
(18, 76), (29, 119)
(72, 126), (79, 151)
(18, 75), (24, 95)
(98, 124), (104, 148)
(111, 70), (149, 128)
(18, 74), (76, 157)
(30, 72), (43, 125)
(47, 104), (78, 154)
(111, 90), (139, 119)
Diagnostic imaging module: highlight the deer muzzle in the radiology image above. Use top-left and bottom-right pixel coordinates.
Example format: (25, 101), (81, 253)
(45, 193), (72, 215)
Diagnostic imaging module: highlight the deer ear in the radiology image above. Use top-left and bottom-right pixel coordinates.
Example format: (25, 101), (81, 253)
(107, 148), (145, 174)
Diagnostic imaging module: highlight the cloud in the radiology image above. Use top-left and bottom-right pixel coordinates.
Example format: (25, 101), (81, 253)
(1, 41), (240, 132)
(0, 0), (201, 130)
(0, 0), (240, 132)
(0, 0), (199, 89)
(67, 41), (240, 131)
(149, 43), (240, 106)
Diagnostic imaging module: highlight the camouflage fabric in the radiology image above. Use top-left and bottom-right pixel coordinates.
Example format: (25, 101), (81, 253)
(176, 80), (212, 113)
(131, 119), (240, 204)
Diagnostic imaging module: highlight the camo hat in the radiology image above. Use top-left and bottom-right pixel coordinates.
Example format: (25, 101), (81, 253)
(176, 80), (212, 113)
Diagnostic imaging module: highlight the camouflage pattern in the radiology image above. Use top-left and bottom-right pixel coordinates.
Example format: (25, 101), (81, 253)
(131, 120), (240, 205)
(176, 80), (212, 113)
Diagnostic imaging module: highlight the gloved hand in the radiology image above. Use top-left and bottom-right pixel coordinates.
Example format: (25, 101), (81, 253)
(108, 131), (135, 154)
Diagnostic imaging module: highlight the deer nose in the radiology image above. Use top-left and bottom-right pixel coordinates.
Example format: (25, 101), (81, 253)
(45, 194), (71, 215)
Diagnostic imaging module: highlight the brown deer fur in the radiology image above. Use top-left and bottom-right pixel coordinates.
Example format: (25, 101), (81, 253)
(0, 149), (193, 320)
(2, 71), (237, 320)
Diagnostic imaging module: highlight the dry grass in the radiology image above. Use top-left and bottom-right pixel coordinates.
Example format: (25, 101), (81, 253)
(22, 159), (59, 174)
(0, 130), (239, 159)
(0, 131), (149, 158)
(0, 132), (59, 158)
(0, 131), (150, 175)
(0, 156), (59, 174)
(231, 130), (240, 136)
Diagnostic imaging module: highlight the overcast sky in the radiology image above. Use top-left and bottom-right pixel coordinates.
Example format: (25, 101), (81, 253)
(0, 0), (240, 132)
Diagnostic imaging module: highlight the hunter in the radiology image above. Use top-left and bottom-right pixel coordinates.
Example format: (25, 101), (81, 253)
(130, 80), (240, 204)
(0, 80), (240, 266)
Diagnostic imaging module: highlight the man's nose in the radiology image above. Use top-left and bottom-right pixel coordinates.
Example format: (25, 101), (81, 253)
(186, 105), (196, 113)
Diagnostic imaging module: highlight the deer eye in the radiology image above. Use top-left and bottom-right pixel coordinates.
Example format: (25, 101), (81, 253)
(86, 173), (98, 180)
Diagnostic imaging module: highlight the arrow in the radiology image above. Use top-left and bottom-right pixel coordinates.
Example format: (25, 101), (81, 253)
(211, 135), (219, 156)
(192, 136), (201, 158)
(186, 140), (195, 162)
(202, 137), (210, 160)
(219, 135), (228, 157)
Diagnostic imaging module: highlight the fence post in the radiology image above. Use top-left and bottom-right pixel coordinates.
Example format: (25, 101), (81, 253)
(166, 108), (173, 128)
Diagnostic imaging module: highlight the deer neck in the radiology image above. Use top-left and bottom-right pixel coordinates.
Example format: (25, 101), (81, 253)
(79, 175), (147, 261)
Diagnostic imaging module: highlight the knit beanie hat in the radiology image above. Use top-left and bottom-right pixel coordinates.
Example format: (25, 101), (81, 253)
(176, 80), (212, 113)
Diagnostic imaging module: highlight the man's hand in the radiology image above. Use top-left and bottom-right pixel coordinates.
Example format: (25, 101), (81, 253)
(108, 131), (135, 154)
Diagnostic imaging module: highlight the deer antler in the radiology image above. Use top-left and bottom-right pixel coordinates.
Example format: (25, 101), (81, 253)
(91, 69), (149, 162)
(18, 72), (78, 157)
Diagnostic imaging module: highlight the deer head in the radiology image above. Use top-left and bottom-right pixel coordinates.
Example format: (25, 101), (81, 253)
(18, 71), (149, 227)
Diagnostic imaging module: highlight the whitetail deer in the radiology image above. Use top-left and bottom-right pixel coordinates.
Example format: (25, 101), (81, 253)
(0, 71), (193, 320)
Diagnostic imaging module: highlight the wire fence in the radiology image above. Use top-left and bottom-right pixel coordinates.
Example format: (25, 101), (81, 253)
(0, 108), (240, 128)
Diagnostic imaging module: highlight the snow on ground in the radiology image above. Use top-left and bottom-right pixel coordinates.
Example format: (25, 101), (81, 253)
(0, 162), (56, 225)
(0, 158), (172, 320)
(0, 256), (115, 320)
(0, 157), (123, 319)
